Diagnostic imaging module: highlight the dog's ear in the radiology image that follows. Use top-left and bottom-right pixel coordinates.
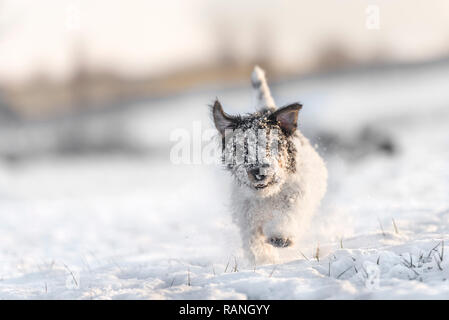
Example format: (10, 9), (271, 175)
(270, 103), (302, 135)
(212, 99), (238, 135)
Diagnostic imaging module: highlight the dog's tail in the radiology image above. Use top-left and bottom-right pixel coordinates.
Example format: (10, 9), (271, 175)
(251, 66), (276, 111)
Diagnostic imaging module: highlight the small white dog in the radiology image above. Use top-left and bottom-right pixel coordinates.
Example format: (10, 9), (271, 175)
(212, 66), (327, 265)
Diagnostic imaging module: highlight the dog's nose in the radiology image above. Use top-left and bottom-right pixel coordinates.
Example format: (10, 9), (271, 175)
(249, 166), (269, 181)
(250, 168), (266, 181)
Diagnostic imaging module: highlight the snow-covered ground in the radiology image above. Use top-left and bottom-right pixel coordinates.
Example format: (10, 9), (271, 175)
(0, 61), (449, 299)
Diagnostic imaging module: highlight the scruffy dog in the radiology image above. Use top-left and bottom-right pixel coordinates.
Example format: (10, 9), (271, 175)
(212, 66), (327, 265)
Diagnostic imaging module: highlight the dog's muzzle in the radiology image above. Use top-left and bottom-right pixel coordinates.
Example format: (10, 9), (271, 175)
(247, 165), (272, 189)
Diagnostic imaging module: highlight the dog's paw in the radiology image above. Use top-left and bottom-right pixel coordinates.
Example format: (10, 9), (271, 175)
(268, 237), (292, 248)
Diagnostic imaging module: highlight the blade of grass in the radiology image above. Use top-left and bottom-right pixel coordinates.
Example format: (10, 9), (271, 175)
(378, 218), (386, 237)
(392, 218), (399, 234)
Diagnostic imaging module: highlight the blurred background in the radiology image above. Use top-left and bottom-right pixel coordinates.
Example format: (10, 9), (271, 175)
(1, 0), (449, 297)
(0, 0), (448, 160)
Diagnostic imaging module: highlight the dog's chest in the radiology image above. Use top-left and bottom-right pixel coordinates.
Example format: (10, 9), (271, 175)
(243, 185), (301, 221)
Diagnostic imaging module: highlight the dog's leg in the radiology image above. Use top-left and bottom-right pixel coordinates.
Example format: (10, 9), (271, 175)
(262, 211), (298, 248)
(240, 225), (278, 265)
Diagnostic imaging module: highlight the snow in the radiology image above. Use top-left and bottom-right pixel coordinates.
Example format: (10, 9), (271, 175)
(0, 61), (449, 299)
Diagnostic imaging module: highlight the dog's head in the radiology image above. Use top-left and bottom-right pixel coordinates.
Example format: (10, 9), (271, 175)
(212, 100), (302, 197)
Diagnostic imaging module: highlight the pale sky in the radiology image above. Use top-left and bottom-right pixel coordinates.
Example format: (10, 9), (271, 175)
(0, 0), (449, 83)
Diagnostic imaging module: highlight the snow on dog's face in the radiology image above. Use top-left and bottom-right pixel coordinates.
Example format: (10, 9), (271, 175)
(212, 100), (302, 197)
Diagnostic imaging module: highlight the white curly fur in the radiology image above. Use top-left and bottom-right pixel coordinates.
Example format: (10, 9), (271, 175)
(215, 66), (327, 265)
(230, 131), (327, 265)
